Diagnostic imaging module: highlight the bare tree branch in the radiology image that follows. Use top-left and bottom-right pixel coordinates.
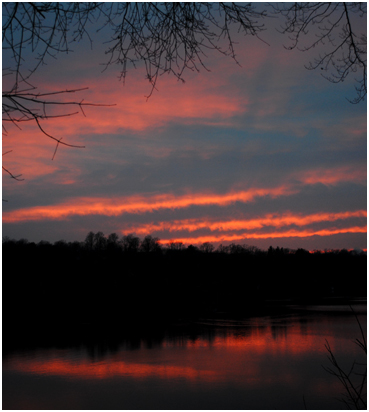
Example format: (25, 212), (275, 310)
(273, 2), (367, 103)
(2, 151), (24, 181)
(2, 2), (366, 183)
(2, 2), (267, 178)
(322, 306), (367, 409)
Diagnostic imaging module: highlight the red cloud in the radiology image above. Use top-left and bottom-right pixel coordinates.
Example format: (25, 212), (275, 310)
(160, 226), (367, 245)
(121, 210), (367, 235)
(298, 166), (366, 186)
(2, 185), (294, 223)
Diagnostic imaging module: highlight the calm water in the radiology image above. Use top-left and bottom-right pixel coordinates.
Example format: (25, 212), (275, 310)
(3, 304), (367, 410)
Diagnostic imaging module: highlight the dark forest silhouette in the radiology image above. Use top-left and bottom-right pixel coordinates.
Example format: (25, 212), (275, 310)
(3, 232), (367, 331)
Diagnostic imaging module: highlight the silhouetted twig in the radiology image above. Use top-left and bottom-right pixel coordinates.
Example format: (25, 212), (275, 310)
(323, 306), (367, 409)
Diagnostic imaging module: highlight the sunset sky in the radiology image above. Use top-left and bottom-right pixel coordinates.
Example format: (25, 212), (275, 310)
(2, 4), (367, 250)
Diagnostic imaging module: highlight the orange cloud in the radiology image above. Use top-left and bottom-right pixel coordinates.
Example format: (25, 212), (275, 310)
(2, 67), (249, 185)
(160, 226), (367, 245)
(299, 166), (366, 186)
(2, 185), (294, 223)
(2, 121), (86, 183)
(122, 210), (367, 235)
(16, 67), (248, 139)
(2, 131), (61, 182)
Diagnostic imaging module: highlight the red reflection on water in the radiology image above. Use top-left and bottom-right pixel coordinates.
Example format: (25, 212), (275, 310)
(177, 324), (327, 355)
(7, 357), (219, 381)
(5, 323), (331, 382)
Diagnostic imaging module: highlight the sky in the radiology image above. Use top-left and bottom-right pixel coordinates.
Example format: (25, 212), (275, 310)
(2, 3), (367, 251)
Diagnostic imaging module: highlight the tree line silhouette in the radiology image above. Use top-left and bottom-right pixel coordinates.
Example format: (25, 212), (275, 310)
(3, 232), (366, 330)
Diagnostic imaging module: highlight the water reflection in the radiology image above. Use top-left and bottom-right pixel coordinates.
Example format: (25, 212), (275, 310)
(3, 305), (367, 410)
(6, 353), (218, 381)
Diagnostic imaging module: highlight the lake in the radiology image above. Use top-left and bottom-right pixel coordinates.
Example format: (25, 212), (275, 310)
(2, 303), (366, 410)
